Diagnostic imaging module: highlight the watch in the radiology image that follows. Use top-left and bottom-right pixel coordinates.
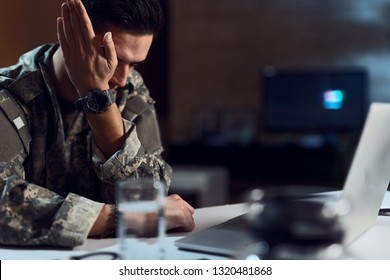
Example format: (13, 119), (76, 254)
(74, 89), (114, 114)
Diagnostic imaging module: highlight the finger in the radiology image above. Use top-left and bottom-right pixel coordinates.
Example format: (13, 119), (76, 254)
(185, 202), (195, 214)
(166, 213), (194, 232)
(180, 215), (195, 232)
(102, 32), (118, 70)
(73, 0), (95, 43)
(67, 0), (86, 46)
(175, 203), (195, 231)
(56, 17), (69, 57)
(169, 194), (195, 214)
(181, 202), (195, 215)
(164, 198), (195, 231)
(61, 2), (75, 47)
(178, 204), (195, 231)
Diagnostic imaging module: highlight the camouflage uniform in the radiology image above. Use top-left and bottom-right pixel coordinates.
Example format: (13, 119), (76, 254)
(0, 44), (172, 247)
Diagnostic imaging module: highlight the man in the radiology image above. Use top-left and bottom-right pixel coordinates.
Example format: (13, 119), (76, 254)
(0, 0), (194, 247)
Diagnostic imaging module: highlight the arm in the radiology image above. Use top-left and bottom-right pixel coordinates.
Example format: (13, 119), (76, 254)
(0, 162), (104, 247)
(89, 204), (116, 237)
(0, 88), (103, 247)
(56, 0), (195, 233)
(57, 0), (123, 158)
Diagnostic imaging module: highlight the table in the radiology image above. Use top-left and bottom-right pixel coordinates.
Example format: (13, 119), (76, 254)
(1, 194), (390, 260)
(75, 203), (249, 260)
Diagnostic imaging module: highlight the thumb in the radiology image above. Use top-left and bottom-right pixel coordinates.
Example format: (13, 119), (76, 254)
(102, 32), (117, 69)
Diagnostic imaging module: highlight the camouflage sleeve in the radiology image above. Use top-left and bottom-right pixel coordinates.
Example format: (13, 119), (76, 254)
(91, 70), (173, 190)
(0, 160), (103, 247)
(91, 119), (143, 179)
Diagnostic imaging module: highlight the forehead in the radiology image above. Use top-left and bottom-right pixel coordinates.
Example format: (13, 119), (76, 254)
(101, 27), (154, 63)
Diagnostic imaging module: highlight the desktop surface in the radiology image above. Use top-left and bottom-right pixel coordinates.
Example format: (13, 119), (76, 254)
(1, 196), (390, 260)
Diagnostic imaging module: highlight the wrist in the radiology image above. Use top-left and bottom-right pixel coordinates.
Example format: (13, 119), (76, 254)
(89, 204), (116, 237)
(74, 89), (114, 114)
(77, 84), (110, 98)
(105, 204), (117, 236)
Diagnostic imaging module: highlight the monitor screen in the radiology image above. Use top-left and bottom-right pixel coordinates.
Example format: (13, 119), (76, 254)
(262, 67), (368, 133)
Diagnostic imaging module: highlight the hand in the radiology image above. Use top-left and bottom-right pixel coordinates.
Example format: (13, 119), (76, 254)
(56, 0), (117, 95)
(89, 194), (195, 238)
(164, 194), (195, 232)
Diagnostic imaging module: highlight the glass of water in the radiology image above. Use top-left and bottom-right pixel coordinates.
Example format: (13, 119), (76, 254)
(116, 177), (166, 260)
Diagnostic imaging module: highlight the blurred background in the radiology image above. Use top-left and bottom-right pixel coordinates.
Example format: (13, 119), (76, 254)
(2, 0), (390, 205)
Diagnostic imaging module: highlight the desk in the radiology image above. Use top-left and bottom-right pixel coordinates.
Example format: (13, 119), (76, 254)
(75, 203), (249, 260)
(0, 203), (248, 260)
(1, 196), (390, 260)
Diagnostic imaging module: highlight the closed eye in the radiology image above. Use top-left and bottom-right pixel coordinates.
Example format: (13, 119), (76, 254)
(130, 60), (146, 69)
(117, 58), (147, 69)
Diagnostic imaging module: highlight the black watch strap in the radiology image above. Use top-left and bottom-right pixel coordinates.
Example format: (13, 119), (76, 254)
(74, 89), (114, 114)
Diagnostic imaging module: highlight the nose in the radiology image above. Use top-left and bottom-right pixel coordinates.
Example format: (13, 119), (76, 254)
(110, 63), (131, 88)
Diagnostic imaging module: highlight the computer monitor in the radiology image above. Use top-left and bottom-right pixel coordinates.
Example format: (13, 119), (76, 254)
(261, 67), (368, 133)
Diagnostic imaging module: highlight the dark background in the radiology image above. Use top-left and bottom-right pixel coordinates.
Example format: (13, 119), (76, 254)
(2, 0), (390, 202)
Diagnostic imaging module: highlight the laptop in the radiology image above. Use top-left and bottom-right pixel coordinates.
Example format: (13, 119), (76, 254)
(175, 102), (390, 257)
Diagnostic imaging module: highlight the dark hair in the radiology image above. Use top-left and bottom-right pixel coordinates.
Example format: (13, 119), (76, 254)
(82, 0), (163, 36)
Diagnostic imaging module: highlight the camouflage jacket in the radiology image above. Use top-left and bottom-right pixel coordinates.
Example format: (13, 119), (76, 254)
(0, 44), (172, 247)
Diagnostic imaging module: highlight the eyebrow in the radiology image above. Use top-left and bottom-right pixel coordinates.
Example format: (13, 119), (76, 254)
(118, 57), (147, 66)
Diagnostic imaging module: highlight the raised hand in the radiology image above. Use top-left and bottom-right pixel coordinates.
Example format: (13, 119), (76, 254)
(56, 0), (117, 95)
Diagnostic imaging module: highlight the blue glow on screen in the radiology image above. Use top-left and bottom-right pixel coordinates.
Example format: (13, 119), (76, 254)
(323, 89), (345, 110)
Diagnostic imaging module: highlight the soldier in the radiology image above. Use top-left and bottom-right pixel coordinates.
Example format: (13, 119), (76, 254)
(0, 0), (195, 247)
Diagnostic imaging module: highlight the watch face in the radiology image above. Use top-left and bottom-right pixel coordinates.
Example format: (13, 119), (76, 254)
(86, 90), (110, 113)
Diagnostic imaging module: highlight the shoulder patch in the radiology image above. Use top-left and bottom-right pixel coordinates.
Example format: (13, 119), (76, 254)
(0, 90), (31, 161)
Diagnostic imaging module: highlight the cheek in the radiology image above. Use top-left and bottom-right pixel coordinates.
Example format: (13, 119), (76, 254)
(115, 63), (130, 76)
(110, 65), (131, 87)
